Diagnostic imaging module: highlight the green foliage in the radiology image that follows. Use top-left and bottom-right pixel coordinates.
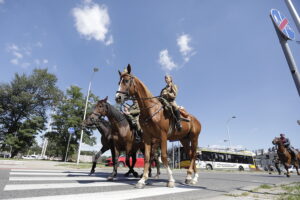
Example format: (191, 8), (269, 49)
(0, 69), (62, 157)
(45, 85), (98, 161)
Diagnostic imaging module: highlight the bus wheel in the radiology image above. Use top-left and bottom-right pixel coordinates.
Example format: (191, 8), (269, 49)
(118, 162), (125, 167)
(239, 166), (244, 171)
(206, 164), (213, 170)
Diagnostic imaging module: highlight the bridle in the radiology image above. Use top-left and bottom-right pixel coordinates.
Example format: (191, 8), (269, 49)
(116, 74), (164, 123)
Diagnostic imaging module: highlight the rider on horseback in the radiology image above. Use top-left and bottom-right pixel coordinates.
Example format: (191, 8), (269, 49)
(279, 133), (298, 159)
(160, 75), (182, 131)
(123, 100), (142, 142)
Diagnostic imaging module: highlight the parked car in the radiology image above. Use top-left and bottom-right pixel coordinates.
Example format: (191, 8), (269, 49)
(105, 153), (156, 168)
(22, 155), (38, 159)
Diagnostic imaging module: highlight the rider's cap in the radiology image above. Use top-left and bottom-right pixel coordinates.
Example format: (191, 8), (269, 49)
(280, 133), (285, 137)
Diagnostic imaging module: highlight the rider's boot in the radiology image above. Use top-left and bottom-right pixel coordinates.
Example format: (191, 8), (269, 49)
(135, 129), (142, 143)
(174, 109), (182, 131)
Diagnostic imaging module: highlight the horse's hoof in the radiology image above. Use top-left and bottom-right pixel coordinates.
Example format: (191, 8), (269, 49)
(269, 172), (272, 175)
(167, 181), (175, 188)
(287, 174), (290, 178)
(185, 179), (192, 185)
(107, 176), (115, 181)
(190, 180), (198, 185)
(133, 171), (139, 178)
(154, 175), (159, 179)
(89, 170), (95, 176)
(135, 182), (145, 189)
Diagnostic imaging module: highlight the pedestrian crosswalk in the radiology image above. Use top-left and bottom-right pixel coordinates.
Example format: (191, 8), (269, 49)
(2, 169), (200, 200)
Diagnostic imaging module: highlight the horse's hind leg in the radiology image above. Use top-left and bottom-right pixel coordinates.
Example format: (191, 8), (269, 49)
(131, 152), (139, 178)
(180, 138), (193, 184)
(90, 145), (109, 175)
(190, 135), (199, 184)
(124, 154), (131, 177)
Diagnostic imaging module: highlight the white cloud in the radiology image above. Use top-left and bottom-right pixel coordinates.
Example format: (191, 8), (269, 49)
(105, 35), (113, 46)
(10, 59), (19, 65)
(158, 49), (177, 71)
(7, 43), (49, 69)
(177, 33), (195, 62)
(13, 51), (23, 59)
(36, 42), (43, 47)
(72, 1), (112, 45)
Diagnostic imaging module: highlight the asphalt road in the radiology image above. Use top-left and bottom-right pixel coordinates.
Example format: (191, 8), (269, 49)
(0, 161), (300, 199)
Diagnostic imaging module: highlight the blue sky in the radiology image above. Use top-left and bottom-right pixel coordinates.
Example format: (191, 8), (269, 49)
(0, 0), (300, 152)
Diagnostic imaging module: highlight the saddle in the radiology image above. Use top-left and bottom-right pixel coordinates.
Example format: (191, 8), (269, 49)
(159, 98), (190, 122)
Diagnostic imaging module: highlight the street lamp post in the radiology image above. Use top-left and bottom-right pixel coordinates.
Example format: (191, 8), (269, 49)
(76, 67), (99, 165)
(226, 116), (236, 149)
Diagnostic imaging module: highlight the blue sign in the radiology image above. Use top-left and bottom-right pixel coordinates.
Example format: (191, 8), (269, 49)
(270, 9), (295, 40)
(68, 127), (75, 134)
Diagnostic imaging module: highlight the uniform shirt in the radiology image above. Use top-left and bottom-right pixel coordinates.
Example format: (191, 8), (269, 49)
(128, 102), (140, 117)
(160, 83), (178, 102)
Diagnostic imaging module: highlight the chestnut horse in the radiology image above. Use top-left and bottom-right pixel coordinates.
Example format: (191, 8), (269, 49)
(115, 64), (201, 189)
(272, 137), (300, 177)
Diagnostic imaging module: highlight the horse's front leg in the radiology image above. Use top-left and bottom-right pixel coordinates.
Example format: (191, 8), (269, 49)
(108, 146), (119, 181)
(161, 137), (175, 188)
(136, 138), (151, 189)
(90, 145), (109, 176)
(284, 163), (290, 177)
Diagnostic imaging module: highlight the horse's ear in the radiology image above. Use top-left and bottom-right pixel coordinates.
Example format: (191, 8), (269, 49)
(127, 64), (131, 74)
(118, 70), (121, 76)
(104, 96), (108, 102)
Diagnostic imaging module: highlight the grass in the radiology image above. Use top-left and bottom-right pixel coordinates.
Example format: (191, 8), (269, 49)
(278, 183), (300, 200)
(259, 184), (273, 189)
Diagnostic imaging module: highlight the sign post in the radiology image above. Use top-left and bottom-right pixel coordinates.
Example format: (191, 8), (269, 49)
(65, 127), (75, 162)
(270, 9), (300, 97)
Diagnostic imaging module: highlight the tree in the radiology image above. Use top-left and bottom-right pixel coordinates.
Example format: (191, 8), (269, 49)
(0, 69), (62, 157)
(45, 85), (97, 161)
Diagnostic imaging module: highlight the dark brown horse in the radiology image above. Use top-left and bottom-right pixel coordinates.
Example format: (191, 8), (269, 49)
(83, 113), (161, 178)
(115, 64), (201, 188)
(88, 97), (142, 180)
(272, 137), (300, 177)
(82, 116), (113, 176)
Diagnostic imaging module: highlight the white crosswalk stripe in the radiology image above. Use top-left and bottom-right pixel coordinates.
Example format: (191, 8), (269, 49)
(3, 169), (200, 200)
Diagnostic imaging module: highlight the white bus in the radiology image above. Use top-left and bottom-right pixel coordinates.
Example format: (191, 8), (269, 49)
(179, 147), (256, 171)
(196, 148), (256, 171)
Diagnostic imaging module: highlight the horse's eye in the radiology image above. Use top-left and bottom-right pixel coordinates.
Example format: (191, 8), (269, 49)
(124, 79), (129, 84)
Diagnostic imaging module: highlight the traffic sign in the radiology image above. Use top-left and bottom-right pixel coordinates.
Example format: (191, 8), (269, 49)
(68, 127), (75, 134)
(270, 9), (295, 40)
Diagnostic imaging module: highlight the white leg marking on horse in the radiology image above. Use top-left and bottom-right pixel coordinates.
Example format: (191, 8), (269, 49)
(166, 166), (175, 182)
(192, 173), (198, 184)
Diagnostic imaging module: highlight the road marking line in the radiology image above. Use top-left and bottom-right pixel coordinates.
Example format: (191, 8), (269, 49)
(11, 169), (87, 172)
(9, 176), (107, 181)
(4, 181), (130, 191)
(10, 172), (90, 176)
(10, 186), (199, 200)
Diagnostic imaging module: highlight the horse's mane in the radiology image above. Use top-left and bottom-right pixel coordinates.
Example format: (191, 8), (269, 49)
(106, 102), (129, 127)
(133, 76), (160, 103)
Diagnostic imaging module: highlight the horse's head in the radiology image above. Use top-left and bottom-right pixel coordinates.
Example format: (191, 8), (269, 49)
(115, 64), (135, 104)
(93, 96), (110, 117)
(272, 137), (281, 145)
